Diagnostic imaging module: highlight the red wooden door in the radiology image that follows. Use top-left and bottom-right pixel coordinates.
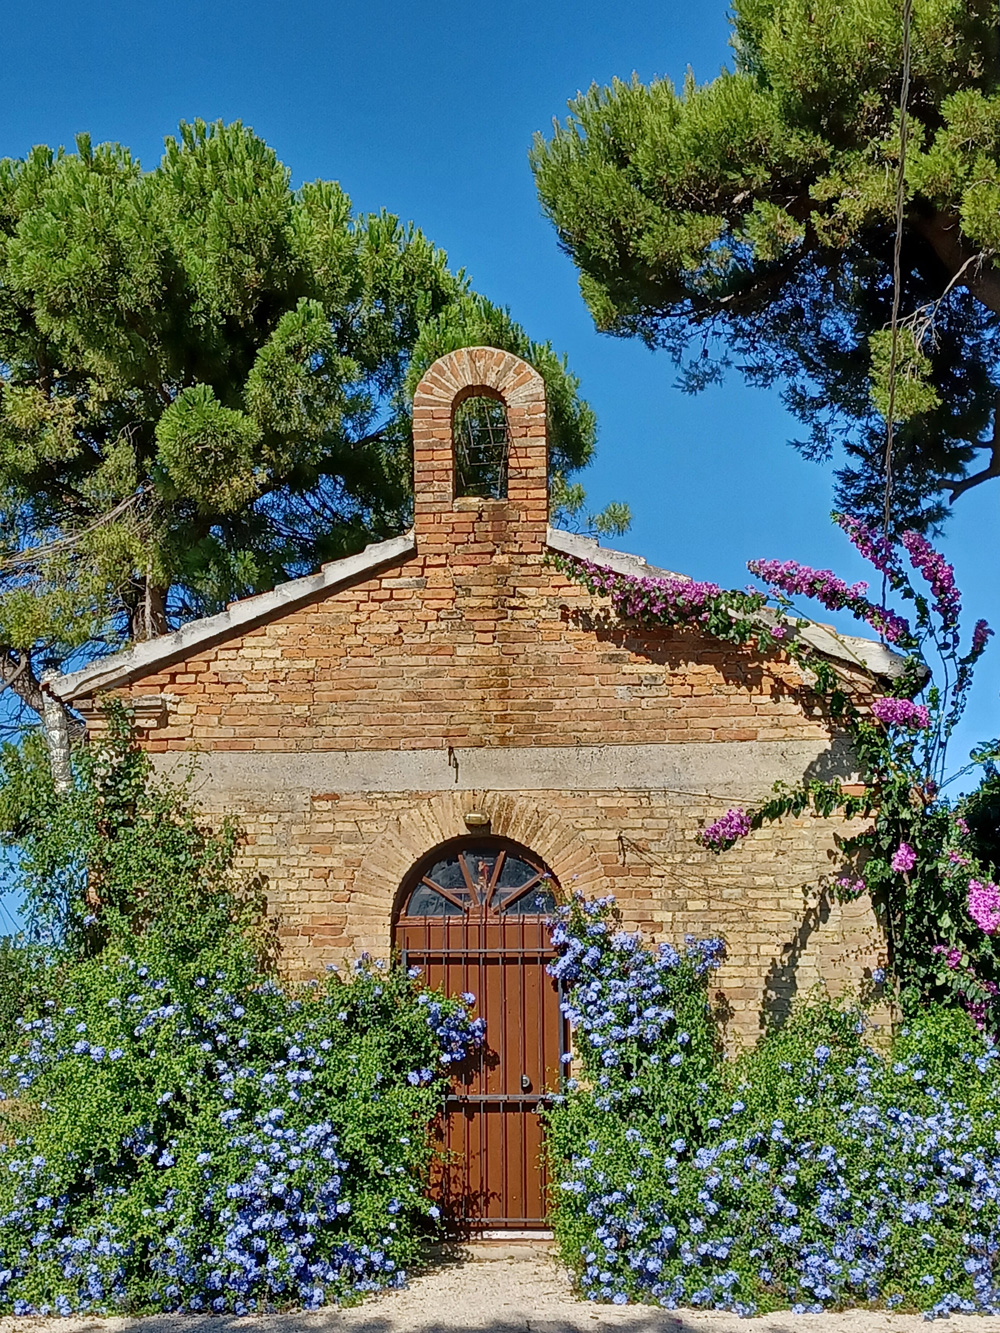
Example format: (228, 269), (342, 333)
(395, 840), (564, 1230)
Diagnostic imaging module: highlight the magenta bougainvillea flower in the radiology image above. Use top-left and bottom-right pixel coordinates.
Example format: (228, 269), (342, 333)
(891, 842), (917, 873)
(972, 619), (994, 657)
(901, 530), (961, 630)
(574, 560), (723, 623)
(836, 874), (866, 896)
(836, 514), (901, 578)
(747, 558), (868, 604)
(968, 880), (1000, 935)
(699, 808), (751, 851)
(932, 943), (963, 970)
(746, 558), (912, 645)
(870, 697), (931, 729)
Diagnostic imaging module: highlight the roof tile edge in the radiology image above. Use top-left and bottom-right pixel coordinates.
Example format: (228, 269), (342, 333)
(546, 527), (686, 581)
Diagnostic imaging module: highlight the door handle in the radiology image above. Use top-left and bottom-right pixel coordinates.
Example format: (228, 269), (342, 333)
(520, 1074), (531, 1091)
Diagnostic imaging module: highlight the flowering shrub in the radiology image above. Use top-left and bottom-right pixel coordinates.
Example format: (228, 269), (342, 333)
(747, 520), (999, 1025)
(544, 897), (725, 1295)
(0, 933), (483, 1315)
(547, 899), (1000, 1317)
(553, 515), (999, 1025)
(548, 895), (723, 1133)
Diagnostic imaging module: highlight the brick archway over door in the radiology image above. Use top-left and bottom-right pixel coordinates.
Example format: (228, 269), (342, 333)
(344, 792), (608, 959)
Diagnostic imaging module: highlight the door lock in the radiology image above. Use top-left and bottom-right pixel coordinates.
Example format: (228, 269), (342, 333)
(520, 1074), (532, 1091)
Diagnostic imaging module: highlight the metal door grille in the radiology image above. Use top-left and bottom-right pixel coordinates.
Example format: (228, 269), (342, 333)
(453, 397), (509, 500)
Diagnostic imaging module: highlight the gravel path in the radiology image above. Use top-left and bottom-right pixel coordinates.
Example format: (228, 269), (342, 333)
(4, 1245), (1000, 1333)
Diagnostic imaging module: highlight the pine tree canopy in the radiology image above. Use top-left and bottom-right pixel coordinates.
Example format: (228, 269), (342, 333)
(531, 0), (1000, 530)
(0, 120), (598, 727)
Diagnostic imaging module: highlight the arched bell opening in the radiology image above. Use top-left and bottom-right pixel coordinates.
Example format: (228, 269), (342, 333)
(392, 835), (565, 1232)
(451, 392), (510, 501)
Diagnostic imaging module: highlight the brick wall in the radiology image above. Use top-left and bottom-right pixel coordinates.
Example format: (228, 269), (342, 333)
(208, 786), (882, 1047)
(83, 553), (867, 754)
(73, 347), (887, 1046)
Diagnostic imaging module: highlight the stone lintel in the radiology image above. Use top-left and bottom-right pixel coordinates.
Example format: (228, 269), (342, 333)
(149, 738), (856, 803)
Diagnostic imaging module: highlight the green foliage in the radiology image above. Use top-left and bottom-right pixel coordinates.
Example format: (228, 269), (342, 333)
(0, 701), (485, 1313)
(549, 973), (1000, 1315)
(0, 703), (266, 962)
(0, 937), (46, 1060)
(959, 760), (1000, 876)
(549, 475), (632, 538)
(0, 930), (481, 1313)
(867, 328), (942, 423)
(154, 384), (263, 514)
(531, 0), (1000, 528)
(0, 119), (598, 710)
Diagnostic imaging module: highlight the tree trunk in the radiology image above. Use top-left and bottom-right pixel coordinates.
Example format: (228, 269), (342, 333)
(128, 581), (170, 641)
(0, 650), (85, 781)
(0, 651), (82, 737)
(40, 672), (73, 793)
(913, 208), (1000, 317)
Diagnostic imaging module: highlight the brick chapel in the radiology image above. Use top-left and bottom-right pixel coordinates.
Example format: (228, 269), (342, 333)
(50, 347), (894, 1229)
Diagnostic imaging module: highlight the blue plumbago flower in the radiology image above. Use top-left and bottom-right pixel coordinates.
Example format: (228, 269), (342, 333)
(0, 948), (481, 1315)
(544, 895), (1000, 1318)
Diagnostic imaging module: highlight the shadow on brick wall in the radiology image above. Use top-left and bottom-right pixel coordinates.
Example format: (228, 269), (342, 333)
(758, 885), (834, 1032)
(563, 607), (827, 711)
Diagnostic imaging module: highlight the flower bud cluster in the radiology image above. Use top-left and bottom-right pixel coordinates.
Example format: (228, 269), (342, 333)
(572, 561), (724, 624)
(891, 842), (917, 874)
(901, 531), (961, 631)
(699, 808), (751, 852)
(870, 696), (930, 729)
(968, 880), (1000, 936)
(747, 559), (912, 644)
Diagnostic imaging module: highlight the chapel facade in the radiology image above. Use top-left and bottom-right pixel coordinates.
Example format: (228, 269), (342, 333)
(51, 347), (892, 1230)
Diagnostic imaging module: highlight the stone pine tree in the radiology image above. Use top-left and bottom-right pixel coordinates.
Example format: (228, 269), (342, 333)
(0, 120), (600, 733)
(531, 0), (1000, 530)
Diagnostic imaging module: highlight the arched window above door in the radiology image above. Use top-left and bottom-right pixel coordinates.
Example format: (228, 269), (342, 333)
(400, 839), (556, 919)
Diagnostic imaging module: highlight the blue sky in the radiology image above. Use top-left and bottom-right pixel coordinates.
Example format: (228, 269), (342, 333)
(1, 0), (997, 787)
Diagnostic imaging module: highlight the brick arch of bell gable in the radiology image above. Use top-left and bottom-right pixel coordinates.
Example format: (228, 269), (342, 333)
(346, 792), (608, 950)
(410, 348), (549, 544)
(412, 347), (546, 417)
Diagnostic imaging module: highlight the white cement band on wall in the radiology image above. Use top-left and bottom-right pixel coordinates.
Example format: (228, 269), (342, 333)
(151, 738), (855, 804)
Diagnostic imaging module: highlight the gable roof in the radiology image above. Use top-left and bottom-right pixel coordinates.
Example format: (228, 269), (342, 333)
(50, 526), (905, 705)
